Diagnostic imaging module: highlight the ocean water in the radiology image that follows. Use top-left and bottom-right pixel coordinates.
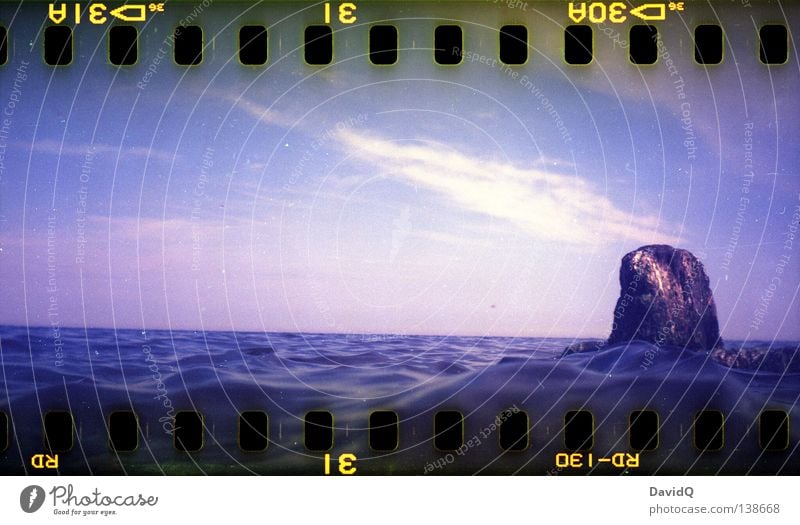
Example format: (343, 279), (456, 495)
(0, 325), (798, 475)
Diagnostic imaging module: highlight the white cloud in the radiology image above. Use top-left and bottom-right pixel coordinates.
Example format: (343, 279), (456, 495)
(216, 91), (301, 129)
(336, 130), (681, 246)
(21, 139), (176, 162)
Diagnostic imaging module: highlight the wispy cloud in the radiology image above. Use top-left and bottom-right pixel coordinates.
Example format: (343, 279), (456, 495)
(336, 130), (680, 246)
(216, 91), (300, 129)
(20, 139), (177, 162)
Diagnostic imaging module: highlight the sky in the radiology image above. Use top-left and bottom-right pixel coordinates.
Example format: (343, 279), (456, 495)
(0, 2), (798, 340)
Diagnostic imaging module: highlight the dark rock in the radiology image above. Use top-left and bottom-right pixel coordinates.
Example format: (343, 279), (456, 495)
(607, 245), (722, 350)
(710, 346), (800, 374)
(560, 245), (796, 374)
(562, 340), (605, 357)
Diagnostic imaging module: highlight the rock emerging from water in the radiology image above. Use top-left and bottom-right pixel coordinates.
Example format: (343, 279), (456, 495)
(709, 345), (800, 373)
(564, 245), (722, 356)
(608, 245), (722, 350)
(562, 245), (798, 373)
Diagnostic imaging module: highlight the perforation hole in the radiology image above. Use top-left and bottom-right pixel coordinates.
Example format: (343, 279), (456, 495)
(44, 26), (72, 66)
(759, 410), (789, 451)
(564, 410), (593, 451)
(305, 25), (333, 65)
(369, 411), (399, 451)
(305, 411), (334, 451)
(174, 411), (204, 452)
(0, 411), (8, 452)
(434, 411), (463, 451)
(694, 410), (724, 451)
(109, 25), (137, 66)
(369, 25), (398, 65)
(694, 24), (723, 65)
(499, 410), (529, 451)
(499, 25), (527, 65)
(174, 25), (202, 66)
(434, 25), (462, 65)
(564, 25), (592, 65)
(44, 411), (73, 452)
(109, 411), (138, 452)
(239, 25), (268, 66)
(629, 410), (659, 451)
(0, 27), (7, 65)
(629, 25), (658, 65)
(239, 411), (269, 452)
(759, 25), (788, 64)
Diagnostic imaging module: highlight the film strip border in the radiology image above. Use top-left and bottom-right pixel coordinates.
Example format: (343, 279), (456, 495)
(0, 407), (792, 456)
(0, 21), (791, 67)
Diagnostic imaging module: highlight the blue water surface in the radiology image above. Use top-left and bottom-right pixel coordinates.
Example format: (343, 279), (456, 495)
(1, 326), (798, 474)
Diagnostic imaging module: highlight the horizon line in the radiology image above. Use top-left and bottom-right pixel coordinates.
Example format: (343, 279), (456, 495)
(0, 323), (793, 344)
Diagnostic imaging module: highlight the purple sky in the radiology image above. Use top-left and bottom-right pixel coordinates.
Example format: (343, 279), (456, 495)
(0, 2), (798, 340)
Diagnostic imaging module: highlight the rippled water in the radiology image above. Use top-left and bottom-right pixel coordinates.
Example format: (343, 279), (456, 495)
(1, 326), (798, 474)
